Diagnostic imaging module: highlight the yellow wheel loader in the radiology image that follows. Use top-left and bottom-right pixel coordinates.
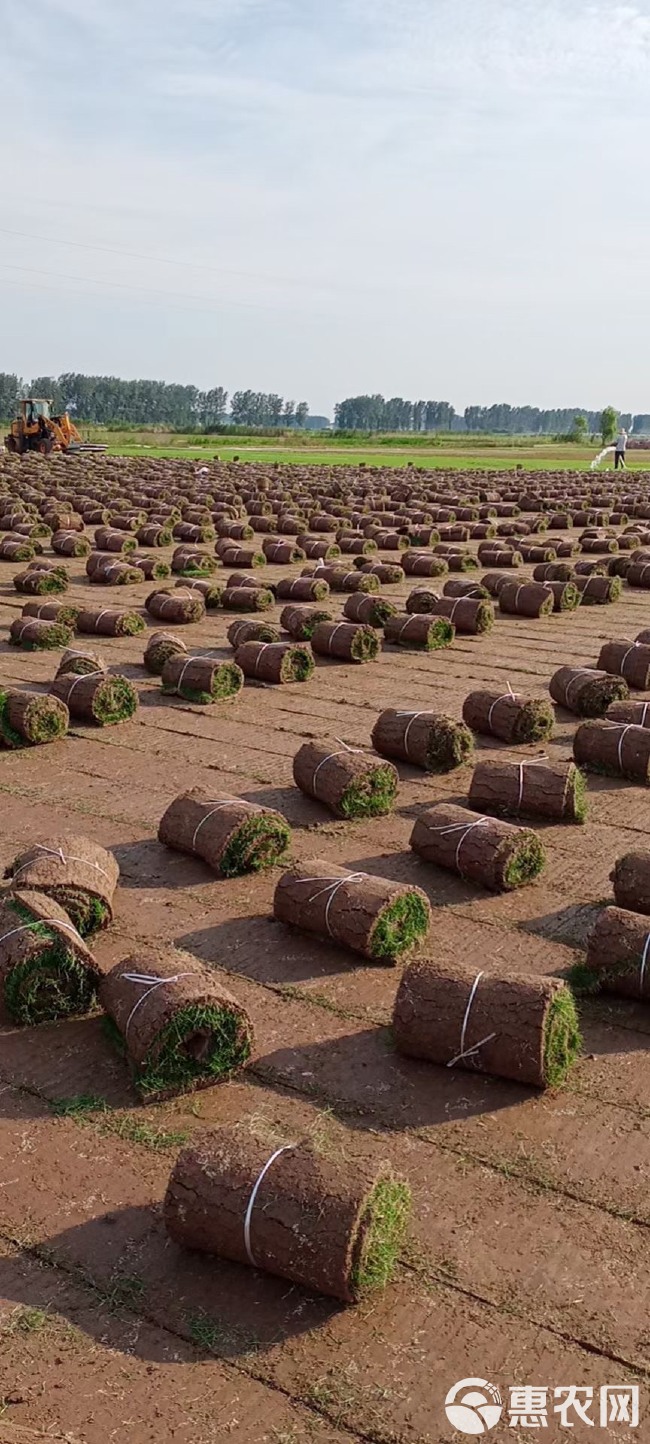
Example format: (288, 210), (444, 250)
(4, 399), (107, 456)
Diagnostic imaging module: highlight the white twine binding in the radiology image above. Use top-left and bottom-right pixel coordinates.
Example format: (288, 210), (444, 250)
(0, 919), (83, 950)
(11, 844), (112, 884)
(243, 1144), (297, 1266)
(640, 935), (650, 993)
(175, 657), (199, 696)
(487, 684), (519, 730)
(296, 871), (367, 936)
(427, 817), (490, 870)
(121, 971), (195, 1037)
(190, 798), (258, 851)
(447, 970), (497, 1069)
(311, 739), (364, 795)
(396, 710), (430, 760)
(326, 622), (348, 655)
(564, 669), (601, 707)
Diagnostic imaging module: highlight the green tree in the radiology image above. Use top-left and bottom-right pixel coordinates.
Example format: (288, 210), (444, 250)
(601, 406), (618, 445)
(571, 414), (588, 442)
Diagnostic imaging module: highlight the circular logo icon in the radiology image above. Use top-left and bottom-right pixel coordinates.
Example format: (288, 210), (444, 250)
(445, 1378), (503, 1435)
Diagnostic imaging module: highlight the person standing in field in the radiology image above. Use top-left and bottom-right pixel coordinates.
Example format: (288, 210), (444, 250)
(614, 428), (628, 468)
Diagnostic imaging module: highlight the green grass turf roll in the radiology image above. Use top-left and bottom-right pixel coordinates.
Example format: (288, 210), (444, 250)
(371, 708), (474, 772)
(0, 890), (99, 1025)
(158, 788), (291, 876)
(293, 740), (398, 818)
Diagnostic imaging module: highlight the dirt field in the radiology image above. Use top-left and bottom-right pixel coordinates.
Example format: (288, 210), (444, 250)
(0, 477), (648, 1442)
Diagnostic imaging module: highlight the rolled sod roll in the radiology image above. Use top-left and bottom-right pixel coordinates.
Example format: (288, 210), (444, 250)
(580, 536), (618, 553)
(279, 605), (332, 641)
(216, 520), (253, 541)
(498, 581), (553, 618)
(27, 559), (68, 577)
(607, 699), (650, 727)
(9, 617), (73, 651)
(173, 577), (223, 608)
(136, 523), (172, 547)
(158, 789), (291, 875)
(293, 741), (398, 819)
(611, 851), (650, 914)
(532, 562), (575, 583)
(549, 666), (629, 717)
(51, 531), (91, 558)
(402, 553), (449, 578)
(357, 561), (404, 583)
(164, 1124), (410, 1303)
(383, 613), (455, 651)
(261, 540), (306, 564)
(545, 580), (581, 612)
(462, 689), (555, 743)
(626, 562), (650, 588)
(372, 708), (474, 773)
(426, 596), (494, 634)
(218, 547), (266, 570)
(145, 589), (206, 624)
(597, 640), (650, 689)
(410, 802), (545, 891)
(468, 759), (587, 823)
(311, 620), (380, 662)
(235, 640), (314, 683)
(56, 647), (106, 677)
(221, 586), (275, 612)
(50, 670), (138, 725)
(476, 546), (522, 568)
(574, 575), (622, 605)
(573, 559), (607, 576)
(174, 521), (215, 543)
(5, 836), (119, 936)
(77, 608), (146, 637)
(172, 547), (217, 577)
(304, 568), (378, 595)
(481, 571), (512, 598)
(226, 573), (277, 594)
(143, 631), (188, 675)
(0, 889), (98, 1025)
(0, 689), (69, 748)
(273, 858), (431, 964)
(608, 555), (632, 579)
(130, 553), (171, 581)
(518, 544), (557, 563)
(14, 568), (68, 596)
(0, 537), (35, 561)
(405, 588), (441, 613)
(298, 538), (341, 560)
(343, 593), (398, 627)
(100, 951), (253, 1099)
(161, 655), (243, 703)
(392, 958), (581, 1089)
(22, 600), (79, 628)
(94, 527), (136, 553)
(227, 619), (281, 647)
(88, 558), (145, 586)
(581, 905), (650, 998)
(442, 579), (490, 599)
(574, 719), (650, 782)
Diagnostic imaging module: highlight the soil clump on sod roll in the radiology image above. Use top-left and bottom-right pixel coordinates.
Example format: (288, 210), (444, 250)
(5, 836), (119, 937)
(575, 905), (650, 998)
(235, 640), (314, 683)
(0, 689), (69, 748)
(279, 605), (332, 641)
(549, 666), (629, 717)
(273, 857), (431, 964)
(0, 889), (99, 1025)
(293, 741), (398, 819)
(311, 620), (380, 662)
(99, 949), (253, 1100)
(50, 671), (138, 725)
(143, 631), (188, 676)
(462, 689), (555, 743)
(383, 613), (455, 651)
(573, 720), (650, 782)
(163, 1122), (410, 1303)
(410, 802), (545, 891)
(611, 851), (650, 914)
(371, 708), (474, 773)
(392, 957), (581, 1088)
(468, 759), (587, 823)
(76, 607), (145, 637)
(161, 655), (243, 704)
(158, 789), (291, 876)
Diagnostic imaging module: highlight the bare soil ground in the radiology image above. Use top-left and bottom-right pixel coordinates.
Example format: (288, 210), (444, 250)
(0, 517), (648, 1442)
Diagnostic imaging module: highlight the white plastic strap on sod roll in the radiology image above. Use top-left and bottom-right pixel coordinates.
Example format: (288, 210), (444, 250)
(515, 756), (549, 812)
(565, 669), (600, 707)
(191, 799), (257, 852)
(0, 918), (83, 950)
(253, 643), (273, 677)
(295, 871), (367, 937)
(175, 657), (198, 696)
(615, 723), (634, 771)
(447, 970), (497, 1069)
(642, 703), (650, 728)
(640, 934), (650, 993)
(94, 610), (112, 630)
(64, 669), (105, 701)
(427, 817), (490, 871)
(243, 1143), (297, 1267)
(12, 845), (112, 883)
(620, 641), (641, 679)
(121, 971), (196, 1037)
(326, 623), (347, 655)
(396, 711), (429, 760)
(311, 739), (364, 795)
(487, 684), (518, 730)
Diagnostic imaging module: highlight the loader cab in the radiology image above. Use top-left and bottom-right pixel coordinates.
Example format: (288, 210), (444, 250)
(23, 399), (52, 427)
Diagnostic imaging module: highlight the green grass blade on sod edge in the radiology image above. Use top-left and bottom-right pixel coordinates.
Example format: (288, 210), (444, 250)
(219, 814), (291, 877)
(352, 1176), (411, 1297)
(44, 887), (110, 938)
(543, 987), (582, 1087)
(339, 764), (398, 819)
(0, 691), (67, 747)
(369, 892), (430, 962)
(2, 904), (96, 1025)
(91, 677), (139, 724)
(136, 1002), (253, 1099)
(502, 833), (546, 888)
(426, 717), (474, 772)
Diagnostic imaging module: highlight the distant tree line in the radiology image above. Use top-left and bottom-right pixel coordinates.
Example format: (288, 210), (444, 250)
(334, 395), (641, 435)
(0, 374), (310, 430)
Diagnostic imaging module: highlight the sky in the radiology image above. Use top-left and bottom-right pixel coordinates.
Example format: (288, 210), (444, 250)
(1, 0), (650, 416)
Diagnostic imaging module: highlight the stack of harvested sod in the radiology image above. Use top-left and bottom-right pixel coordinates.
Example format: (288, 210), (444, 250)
(549, 666), (629, 717)
(573, 720), (650, 782)
(14, 568), (69, 596)
(279, 605), (332, 641)
(0, 890), (99, 1025)
(303, 567), (378, 595)
(57, 647), (106, 677)
(498, 581), (554, 617)
(597, 640), (650, 689)
(0, 690), (69, 748)
(273, 857), (431, 964)
(163, 1124), (410, 1303)
(145, 589), (206, 624)
(158, 789), (291, 876)
(372, 708), (474, 773)
(462, 689), (555, 743)
(311, 621), (380, 662)
(100, 950), (253, 1100)
(9, 617), (72, 650)
(343, 593), (397, 627)
(393, 958), (581, 1088)
(227, 620), (280, 647)
(50, 670), (138, 725)
(161, 655), (243, 703)
(293, 741), (398, 818)
(143, 631), (187, 676)
(410, 802), (545, 891)
(235, 640), (314, 683)
(383, 614), (455, 651)
(5, 836), (119, 936)
(468, 759), (587, 823)
(579, 906), (650, 998)
(77, 608), (145, 636)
